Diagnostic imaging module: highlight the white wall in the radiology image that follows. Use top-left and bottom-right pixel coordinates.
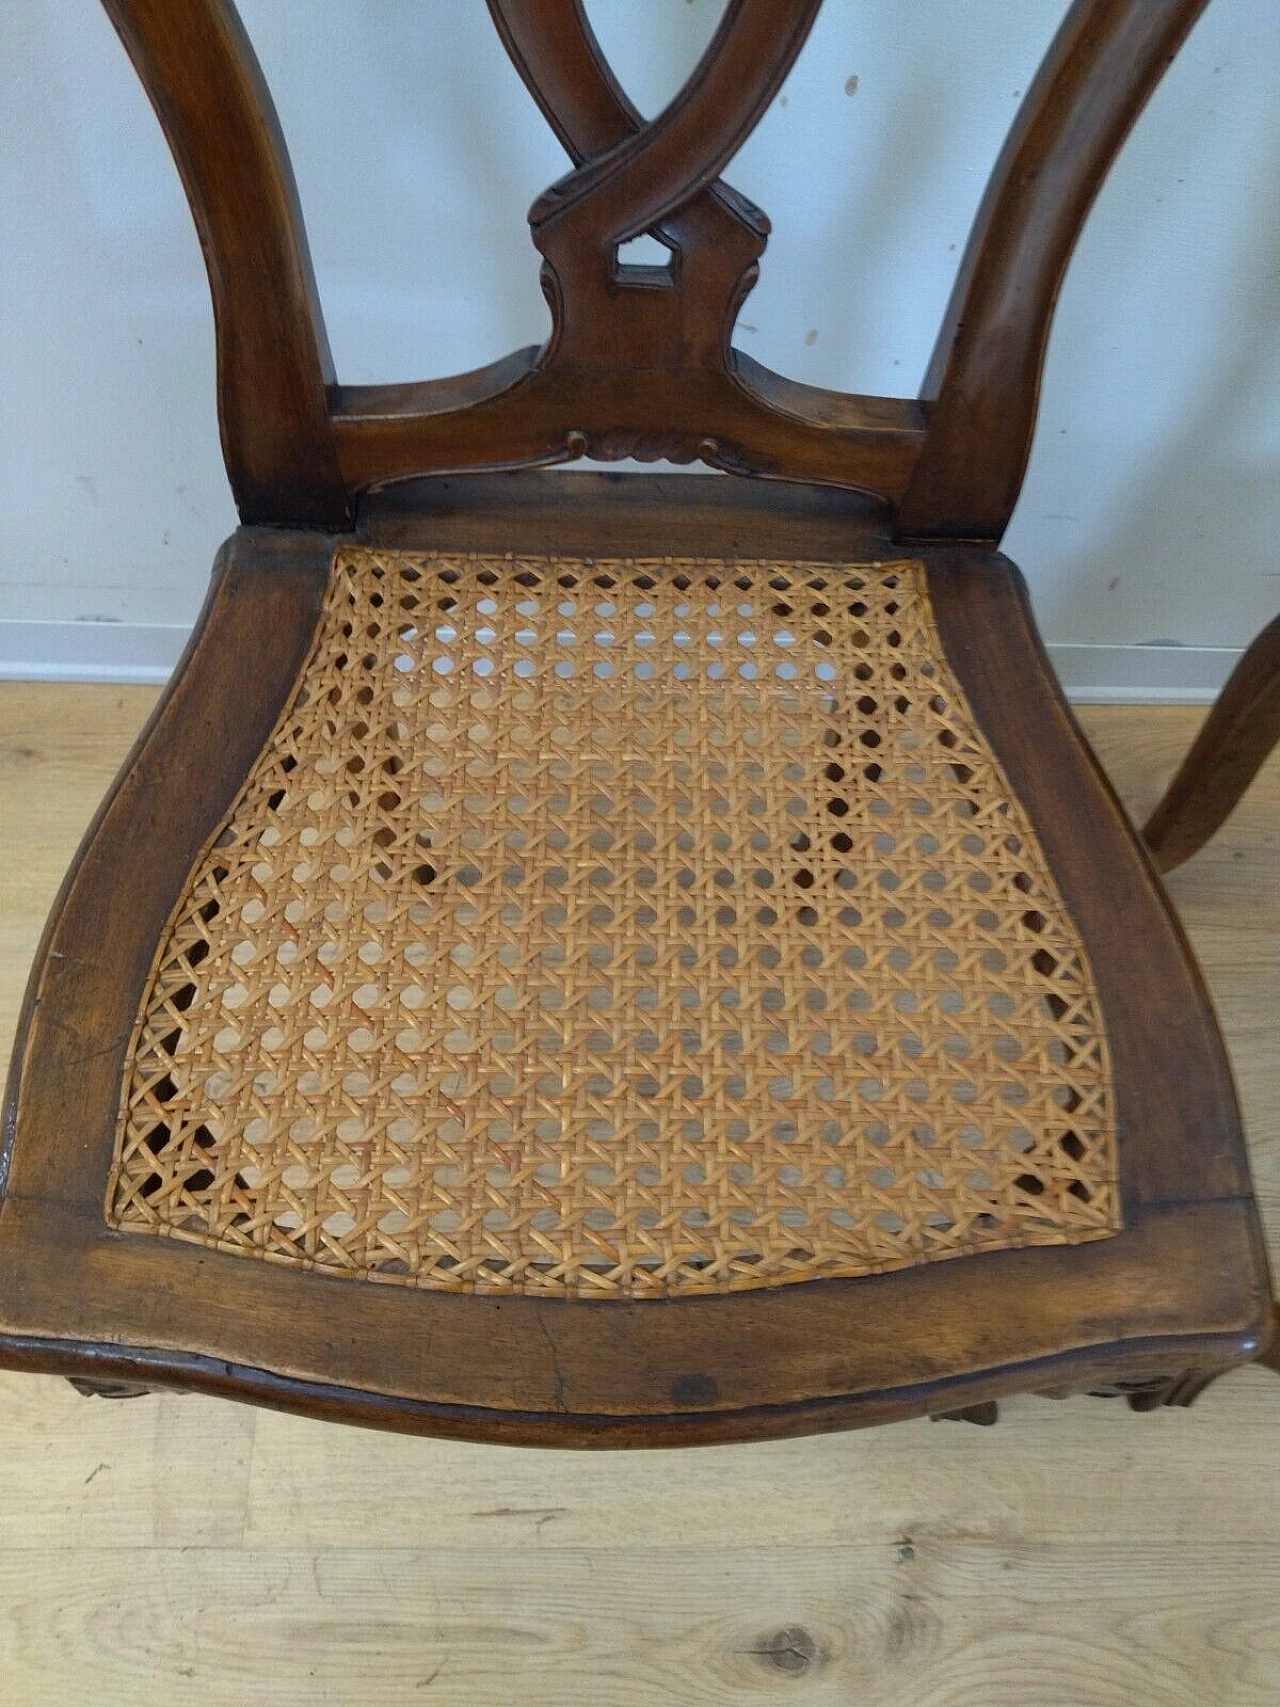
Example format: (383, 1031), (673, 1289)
(1, 0), (1277, 695)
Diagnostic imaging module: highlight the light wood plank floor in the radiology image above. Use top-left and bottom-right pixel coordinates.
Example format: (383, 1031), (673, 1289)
(1, 683), (1276, 1707)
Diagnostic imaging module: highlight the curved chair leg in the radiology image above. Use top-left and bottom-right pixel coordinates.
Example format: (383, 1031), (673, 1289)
(67, 1378), (154, 1400)
(1257, 1303), (1280, 1377)
(932, 1401), (1000, 1425)
(1143, 612), (1280, 873)
(1123, 1370), (1221, 1411)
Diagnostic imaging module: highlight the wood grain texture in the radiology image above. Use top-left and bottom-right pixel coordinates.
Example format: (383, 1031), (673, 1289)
(99, 0), (348, 525)
(1, 1533), (1279, 1705)
(328, 0), (925, 501)
(1144, 612), (1280, 872)
(0, 498), (1267, 1441)
(1, 690), (1276, 1704)
(97, 0), (1208, 532)
(898, 0), (1211, 540)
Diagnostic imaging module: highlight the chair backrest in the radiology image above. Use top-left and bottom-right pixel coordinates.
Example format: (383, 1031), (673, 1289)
(101, 0), (1210, 540)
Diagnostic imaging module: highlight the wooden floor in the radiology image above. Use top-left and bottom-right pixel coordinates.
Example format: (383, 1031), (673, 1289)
(0, 683), (1276, 1707)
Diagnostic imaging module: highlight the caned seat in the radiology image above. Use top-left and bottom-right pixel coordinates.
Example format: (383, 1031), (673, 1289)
(111, 548), (1117, 1297)
(1, 0), (1274, 1439)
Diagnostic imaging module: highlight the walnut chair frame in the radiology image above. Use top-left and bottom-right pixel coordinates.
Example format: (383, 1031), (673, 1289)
(1, 0), (1275, 1444)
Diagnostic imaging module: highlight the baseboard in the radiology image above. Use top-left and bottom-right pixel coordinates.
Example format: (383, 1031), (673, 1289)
(1047, 643), (1240, 703)
(0, 620), (189, 685)
(0, 620), (1242, 703)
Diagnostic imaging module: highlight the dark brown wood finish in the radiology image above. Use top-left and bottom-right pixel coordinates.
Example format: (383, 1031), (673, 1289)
(1261, 1307), (1280, 1376)
(0, 482), (1271, 1443)
(898, 0), (1211, 539)
(1143, 611), (1280, 871)
(1, 530), (333, 1208)
(330, 0), (926, 500)
(3, 6), (1273, 1443)
(100, 0), (349, 526)
(96, 0), (1212, 535)
(924, 548), (1255, 1210)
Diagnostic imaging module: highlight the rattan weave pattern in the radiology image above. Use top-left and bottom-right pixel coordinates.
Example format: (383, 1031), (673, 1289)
(108, 548), (1119, 1297)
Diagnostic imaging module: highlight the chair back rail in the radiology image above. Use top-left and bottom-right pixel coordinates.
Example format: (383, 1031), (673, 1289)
(101, 0), (350, 526)
(898, 0), (1209, 538)
(100, 0), (1210, 540)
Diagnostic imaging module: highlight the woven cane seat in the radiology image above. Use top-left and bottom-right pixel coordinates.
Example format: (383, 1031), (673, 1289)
(5, 0), (1272, 1448)
(106, 547), (1119, 1299)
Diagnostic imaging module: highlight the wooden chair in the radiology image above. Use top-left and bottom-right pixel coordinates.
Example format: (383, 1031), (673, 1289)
(2, 0), (1275, 1443)
(1143, 612), (1280, 874)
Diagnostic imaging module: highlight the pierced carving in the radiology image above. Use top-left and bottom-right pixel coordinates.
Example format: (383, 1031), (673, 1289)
(105, 0), (1216, 522)
(332, 0), (926, 496)
(492, 0), (821, 375)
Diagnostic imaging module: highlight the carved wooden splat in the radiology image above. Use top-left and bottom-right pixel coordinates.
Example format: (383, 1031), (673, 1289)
(102, 0), (1217, 533)
(489, 0), (776, 378)
(332, 0), (926, 495)
(507, 0), (810, 374)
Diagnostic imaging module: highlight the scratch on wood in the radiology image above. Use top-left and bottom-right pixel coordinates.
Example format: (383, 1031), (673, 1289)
(534, 1307), (569, 1412)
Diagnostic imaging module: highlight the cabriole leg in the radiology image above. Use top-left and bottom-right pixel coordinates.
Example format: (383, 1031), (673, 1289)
(67, 1377), (154, 1400)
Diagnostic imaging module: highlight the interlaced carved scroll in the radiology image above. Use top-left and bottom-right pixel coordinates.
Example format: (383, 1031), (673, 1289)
(331, 0), (925, 496)
(489, 0), (779, 377)
(103, 0), (1216, 529)
(500, 0), (814, 375)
